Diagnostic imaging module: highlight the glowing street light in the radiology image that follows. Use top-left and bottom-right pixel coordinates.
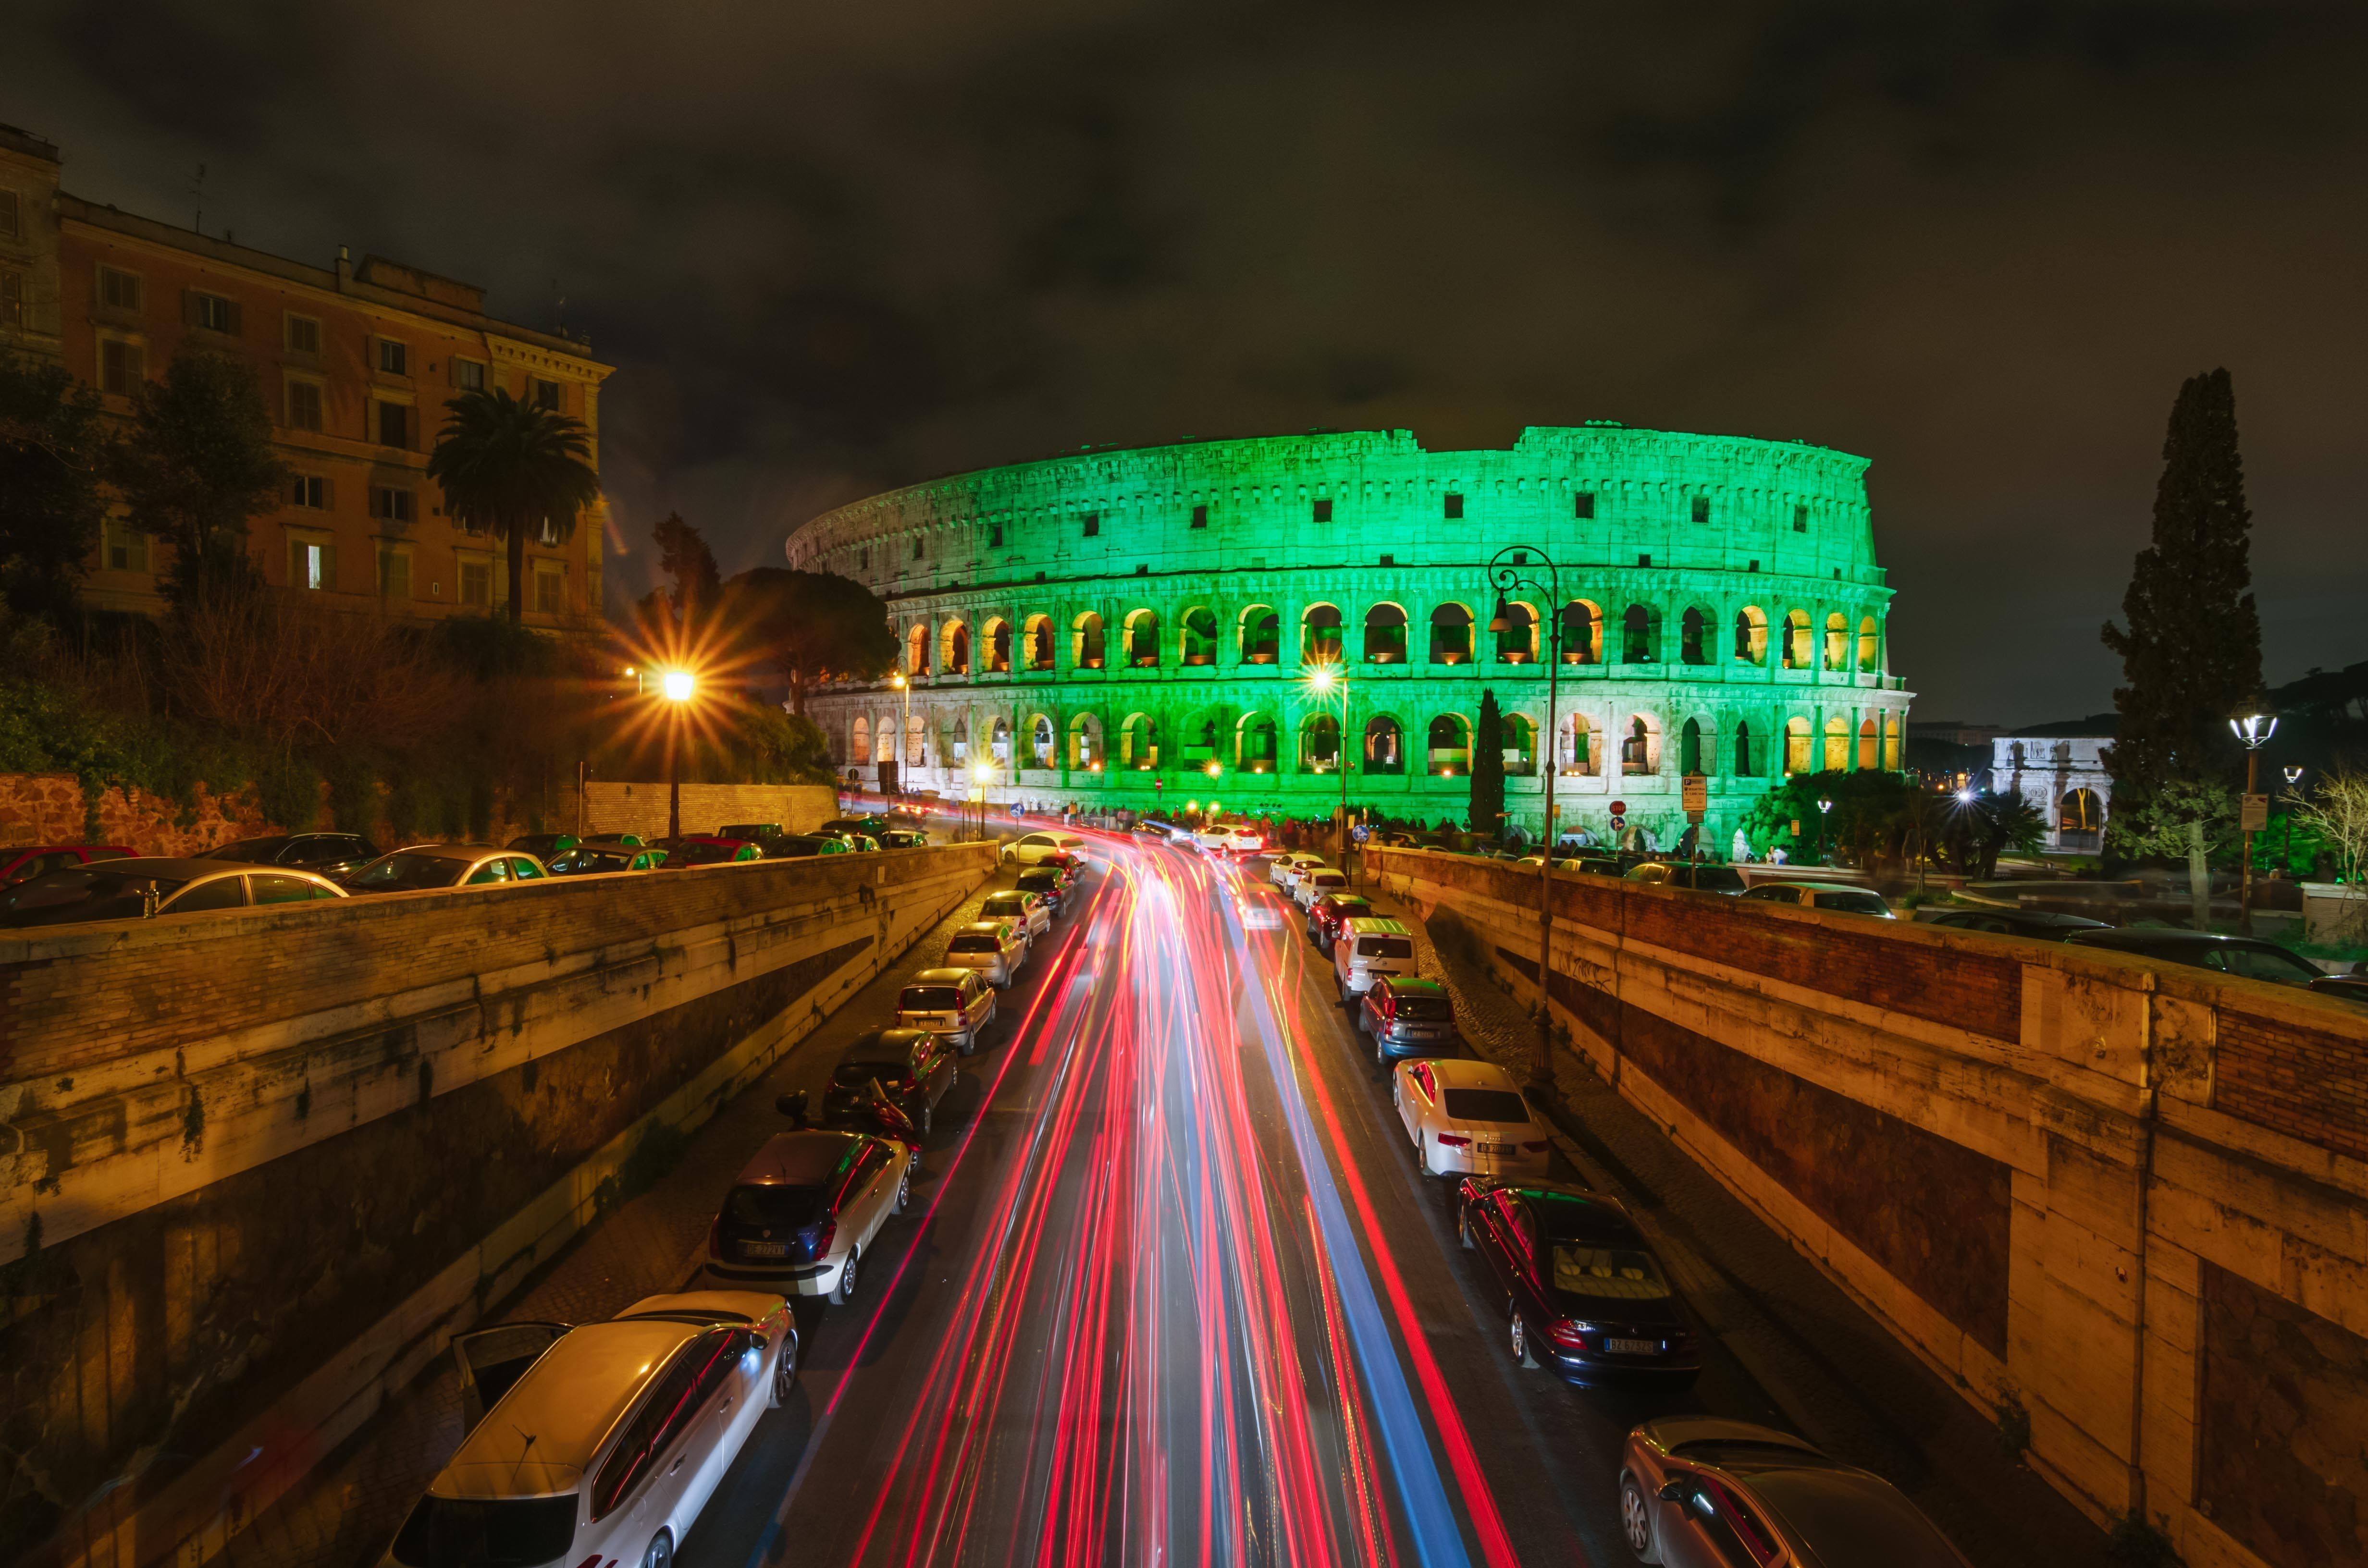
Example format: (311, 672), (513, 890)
(2231, 706), (2277, 933)
(1815, 796), (1834, 865)
(660, 669), (699, 840)
(1304, 661), (1352, 877)
(663, 669), (695, 703)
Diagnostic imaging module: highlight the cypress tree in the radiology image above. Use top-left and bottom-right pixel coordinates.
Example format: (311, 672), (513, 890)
(1469, 688), (1506, 839)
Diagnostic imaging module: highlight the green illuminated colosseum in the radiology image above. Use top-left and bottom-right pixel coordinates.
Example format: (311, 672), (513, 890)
(787, 426), (1912, 847)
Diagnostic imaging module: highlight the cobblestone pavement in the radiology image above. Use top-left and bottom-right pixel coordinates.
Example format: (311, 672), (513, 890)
(1346, 869), (2114, 1568)
(220, 867), (1014, 1568)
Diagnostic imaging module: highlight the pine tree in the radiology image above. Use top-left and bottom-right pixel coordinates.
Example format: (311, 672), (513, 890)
(1469, 688), (1506, 838)
(2101, 368), (2264, 808)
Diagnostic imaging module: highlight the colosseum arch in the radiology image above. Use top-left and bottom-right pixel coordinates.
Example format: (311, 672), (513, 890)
(1426, 713), (1471, 774)
(1237, 712), (1280, 772)
(1429, 603), (1475, 665)
(1680, 715), (1716, 775)
(1029, 713), (1057, 768)
(1857, 717), (1880, 770)
(1025, 614), (1055, 671)
(851, 714), (871, 764)
(1072, 612), (1106, 670)
(989, 716), (1013, 766)
(906, 714), (927, 766)
(1299, 711), (1342, 772)
(1181, 606), (1219, 666)
(1621, 604), (1662, 664)
(1824, 613), (1850, 673)
(906, 623), (929, 676)
(1783, 716), (1812, 775)
(1363, 714), (1406, 773)
(1493, 600), (1538, 664)
(1178, 707), (1224, 765)
(949, 716), (971, 764)
(1781, 611), (1812, 670)
(1123, 609), (1160, 668)
(1562, 601), (1603, 665)
(1240, 605), (1281, 664)
(1823, 714), (1850, 771)
(1858, 616), (1881, 674)
(1502, 711), (1538, 775)
(1364, 604), (1408, 664)
(1621, 712), (1664, 775)
(981, 616), (1012, 674)
(1303, 603), (1344, 665)
(1680, 606), (1714, 666)
(1732, 719), (1757, 777)
(940, 620), (971, 675)
(1557, 712), (1598, 775)
(1066, 713), (1102, 768)
(1119, 712), (1159, 768)
(1734, 607), (1768, 666)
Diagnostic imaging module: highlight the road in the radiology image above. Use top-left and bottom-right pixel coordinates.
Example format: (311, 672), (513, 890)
(672, 831), (1795, 1568)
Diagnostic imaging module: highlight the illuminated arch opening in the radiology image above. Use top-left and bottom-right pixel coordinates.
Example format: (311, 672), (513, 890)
(1181, 605), (1218, 666)
(1030, 713), (1056, 768)
(1734, 607), (1768, 667)
(1364, 604), (1407, 664)
(940, 620), (971, 675)
(1502, 712), (1537, 776)
(1240, 605), (1280, 664)
(1622, 712), (1663, 775)
(1493, 600), (1537, 664)
(851, 714), (871, 764)
(1237, 712), (1278, 772)
(1120, 712), (1159, 768)
(1124, 609), (1160, 667)
(1363, 714), (1405, 773)
(1300, 712), (1342, 772)
(1621, 604), (1661, 664)
(1562, 601), (1602, 665)
(1303, 604), (1344, 664)
(1024, 614), (1055, 671)
(1426, 713), (1471, 774)
(1824, 612), (1850, 673)
(1823, 714), (1850, 772)
(1072, 612), (1106, 670)
(982, 617), (1011, 674)
(1680, 607), (1712, 666)
(1784, 716), (1811, 775)
(1858, 616), (1881, 674)
(1429, 604), (1474, 665)
(1781, 612), (1811, 670)
(1067, 712), (1103, 768)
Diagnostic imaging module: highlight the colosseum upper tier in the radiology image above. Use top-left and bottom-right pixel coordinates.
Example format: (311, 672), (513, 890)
(786, 425), (1912, 845)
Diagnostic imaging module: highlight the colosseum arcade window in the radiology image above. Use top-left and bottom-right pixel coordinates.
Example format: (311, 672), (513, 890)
(1793, 504), (1810, 532)
(1690, 496), (1711, 523)
(1083, 513), (1100, 538)
(1313, 499), (1332, 522)
(1574, 491), (1595, 519)
(1191, 504), (1208, 528)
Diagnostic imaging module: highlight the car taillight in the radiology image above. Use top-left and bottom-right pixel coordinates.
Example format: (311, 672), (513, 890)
(809, 1218), (836, 1259)
(1548, 1319), (1592, 1348)
(1435, 1133), (1471, 1147)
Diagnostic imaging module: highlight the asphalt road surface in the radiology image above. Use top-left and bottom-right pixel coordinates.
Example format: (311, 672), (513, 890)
(670, 830), (1799, 1568)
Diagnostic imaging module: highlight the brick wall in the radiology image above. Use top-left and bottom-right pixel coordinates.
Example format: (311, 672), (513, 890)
(0, 772), (276, 857)
(575, 781), (839, 843)
(2213, 1008), (2368, 1164)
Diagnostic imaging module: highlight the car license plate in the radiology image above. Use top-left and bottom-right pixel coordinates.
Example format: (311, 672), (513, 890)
(1604, 1337), (1659, 1356)
(741, 1240), (788, 1258)
(1479, 1141), (1513, 1156)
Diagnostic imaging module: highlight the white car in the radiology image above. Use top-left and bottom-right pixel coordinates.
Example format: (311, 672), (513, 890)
(980, 887), (1053, 941)
(1001, 830), (1087, 867)
(1393, 1057), (1553, 1179)
(1294, 867), (1350, 910)
(704, 1127), (913, 1301)
(1194, 824), (1232, 854)
(1333, 916), (1416, 1000)
(1224, 824), (1266, 855)
(1739, 882), (1896, 919)
(1273, 852), (1326, 891)
(392, 1291), (797, 1568)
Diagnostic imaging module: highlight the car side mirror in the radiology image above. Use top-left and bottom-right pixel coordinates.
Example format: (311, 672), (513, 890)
(1657, 1478), (1689, 1504)
(776, 1090), (809, 1125)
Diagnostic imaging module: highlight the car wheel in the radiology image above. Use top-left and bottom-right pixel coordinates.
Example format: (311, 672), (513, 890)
(1510, 1311), (1540, 1370)
(916, 1102), (933, 1141)
(894, 1166), (912, 1215)
(1353, 1004), (1368, 1036)
(1375, 1036), (1388, 1071)
(641, 1531), (674, 1568)
(830, 1247), (859, 1305)
(770, 1327), (800, 1406)
(1416, 1133), (1431, 1176)
(1618, 1472), (1660, 1562)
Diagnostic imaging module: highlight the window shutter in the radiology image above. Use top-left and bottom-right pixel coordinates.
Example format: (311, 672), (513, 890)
(321, 543), (338, 592)
(224, 300), (243, 337)
(288, 538), (306, 588)
(183, 289), (200, 328)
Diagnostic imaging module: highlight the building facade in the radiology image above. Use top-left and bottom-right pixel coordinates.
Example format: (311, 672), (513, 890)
(789, 427), (1914, 848)
(0, 125), (612, 629)
(1990, 735), (2112, 855)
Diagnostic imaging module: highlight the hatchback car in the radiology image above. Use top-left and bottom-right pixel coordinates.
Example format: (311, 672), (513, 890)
(1274, 852), (1327, 891)
(1626, 862), (1748, 894)
(819, 815), (891, 840)
(1393, 1056), (1552, 1178)
(1295, 867), (1351, 910)
(899, 968), (998, 1054)
(1224, 824), (1266, 855)
(201, 832), (381, 880)
(0, 844), (135, 886)
(1460, 1179), (1700, 1388)
(1014, 864), (1070, 914)
(1917, 906), (2111, 940)
(2061, 927), (2329, 988)
(1739, 882), (1895, 919)
(946, 919), (1027, 988)
(388, 1291), (797, 1568)
(504, 832), (580, 862)
(0, 858), (346, 927)
(580, 832), (646, 847)
(547, 844), (667, 875)
(703, 1128), (912, 1303)
(1307, 891), (1376, 949)
(717, 821), (786, 846)
(755, 833), (850, 858)
(1002, 830), (1088, 867)
(1334, 916), (1416, 1001)
(826, 1027), (960, 1140)
(878, 828), (931, 849)
(344, 845), (549, 894)
(1618, 1416), (1973, 1566)
(1358, 976), (1459, 1064)
(662, 836), (760, 868)
(981, 888), (1053, 941)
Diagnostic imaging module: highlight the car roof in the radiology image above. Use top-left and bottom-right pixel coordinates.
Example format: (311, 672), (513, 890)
(1345, 916), (1410, 934)
(387, 843), (501, 859)
(963, 919), (1016, 934)
(1305, 867), (1348, 879)
(69, 857), (240, 878)
(842, 1027), (932, 1062)
(2068, 928), (2271, 950)
(434, 1317), (704, 1497)
(908, 968), (975, 985)
(1784, 882), (1880, 896)
(1428, 1056), (1517, 1090)
(732, 1129), (865, 1188)
(1379, 977), (1448, 998)
(1641, 1416), (1828, 1462)
(612, 1289), (779, 1324)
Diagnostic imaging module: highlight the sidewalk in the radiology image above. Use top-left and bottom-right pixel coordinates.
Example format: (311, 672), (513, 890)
(1355, 880), (2116, 1568)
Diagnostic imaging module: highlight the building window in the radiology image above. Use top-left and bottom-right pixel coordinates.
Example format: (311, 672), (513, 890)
(455, 358), (485, 392)
(98, 267), (141, 311)
(369, 486), (415, 523)
(988, 522), (1004, 547)
(289, 538), (337, 592)
(459, 560), (491, 608)
(1, 271), (22, 330)
(104, 518), (150, 573)
(1793, 503), (1809, 532)
(287, 379), (323, 431)
(532, 378), (560, 411)
(1312, 498), (1333, 523)
(1443, 492), (1463, 519)
(1637, 552), (1652, 566)
(1378, 552), (1396, 566)
(378, 547), (412, 600)
(192, 292), (240, 334)
(376, 401), (409, 448)
(1083, 512), (1100, 538)
(534, 567), (563, 614)
(0, 189), (17, 240)
(291, 475), (327, 510)
(285, 314), (320, 355)
(857, 546), (869, 570)
(1191, 503), (1208, 529)
(1690, 496), (1711, 524)
(378, 339), (408, 376)
(99, 337), (144, 394)
(1574, 490), (1595, 520)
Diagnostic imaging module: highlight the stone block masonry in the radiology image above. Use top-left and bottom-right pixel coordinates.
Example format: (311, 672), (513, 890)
(0, 843), (992, 1568)
(573, 780), (838, 843)
(1372, 847), (2368, 1568)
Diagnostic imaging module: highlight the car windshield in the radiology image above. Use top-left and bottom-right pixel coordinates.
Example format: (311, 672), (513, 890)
(1308, 873), (1345, 886)
(723, 1184), (830, 1228)
(1356, 936), (1413, 959)
(554, 850), (633, 874)
(1551, 1245), (1670, 1300)
(675, 843), (743, 865)
(1820, 891), (1891, 916)
(1689, 867), (1746, 891)
(983, 896), (1025, 914)
(902, 987), (963, 1011)
(389, 1494), (578, 1568)
(2216, 945), (2322, 984)
(1324, 900), (1373, 918)
(831, 1062), (910, 1087)
(1442, 1087), (1530, 1124)
(1017, 872), (1059, 889)
(948, 934), (999, 953)
(1747, 1470), (1964, 1568)
(201, 839), (286, 864)
(349, 853), (465, 889)
(1393, 994), (1453, 1021)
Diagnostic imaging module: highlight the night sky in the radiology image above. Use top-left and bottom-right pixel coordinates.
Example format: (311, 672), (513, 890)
(16, 3), (2367, 722)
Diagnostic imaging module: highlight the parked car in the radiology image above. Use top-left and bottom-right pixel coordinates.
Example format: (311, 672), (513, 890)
(0, 844), (135, 885)
(392, 1292), (798, 1568)
(1917, 906), (2112, 940)
(2308, 972), (2368, 1009)
(1039, 849), (1088, 882)
(757, 833), (850, 858)
(1739, 882), (1896, 919)
(945, 918), (1027, 988)
(547, 844), (667, 875)
(1273, 852), (1327, 892)
(1193, 823), (1232, 854)
(1460, 1178), (1701, 1388)
(0, 858), (345, 927)
(819, 815), (891, 840)
(1617, 1416), (1973, 1566)
(816, 827), (881, 852)
(702, 1128), (910, 1303)
(1393, 1056), (1552, 1179)
(1358, 976), (1459, 1065)
(1224, 824), (1266, 855)
(200, 833), (381, 880)
(504, 832), (580, 862)
(1003, 830), (1089, 867)
(1626, 862), (1748, 894)
(898, 968), (998, 1055)
(2062, 927), (2328, 988)
(878, 828), (931, 849)
(343, 845), (549, 893)
(1515, 856), (1589, 871)
(1014, 864), (1071, 915)
(662, 836), (761, 868)
(1379, 832), (1422, 848)
(1568, 855), (1627, 878)
(825, 1027), (960, 1140)
(1334, 915), (1416, 1001)
(717, 821), (786, 846)
(1295, 867), (1352, 910)
(1307, 891), (1375, 949)
(580, 832), (646, 846)
(981, 888), (1053, 941)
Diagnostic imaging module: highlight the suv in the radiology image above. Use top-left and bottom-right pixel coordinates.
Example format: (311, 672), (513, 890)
(899, 968), (997, 1054)
(1334, 916), (1416, 1002)
(1359, 976), (1459, 1065)
(825, 1027), (959, 1140)
(1307, 891), (1375, 949)
(1625, 862), (1747, 894)
(703, 1129), (910, 1302)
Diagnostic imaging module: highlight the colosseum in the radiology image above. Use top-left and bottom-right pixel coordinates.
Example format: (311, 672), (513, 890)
(785, 425), (1912, 848)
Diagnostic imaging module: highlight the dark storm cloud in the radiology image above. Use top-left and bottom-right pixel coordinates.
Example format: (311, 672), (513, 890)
(14, 1), (2368, 719)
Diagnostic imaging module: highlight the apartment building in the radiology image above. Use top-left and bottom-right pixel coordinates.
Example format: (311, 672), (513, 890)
(0, 123), (613, 630)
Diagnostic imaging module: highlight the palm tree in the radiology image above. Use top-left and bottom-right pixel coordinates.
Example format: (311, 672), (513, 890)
(426, 388), (602, 625)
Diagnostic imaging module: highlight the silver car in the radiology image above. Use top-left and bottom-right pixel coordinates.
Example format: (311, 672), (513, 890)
(342, 844), (551, 894)
(944, 918), (1027, 988)
(0, 857), (345, 928)
(1739, 882), (1894, 919)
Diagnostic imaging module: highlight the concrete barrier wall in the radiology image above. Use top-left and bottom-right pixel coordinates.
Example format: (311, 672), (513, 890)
(0, 843), (992, 1568)
(1369, 848), (2368, 1568)
(573, 781), (839, 844)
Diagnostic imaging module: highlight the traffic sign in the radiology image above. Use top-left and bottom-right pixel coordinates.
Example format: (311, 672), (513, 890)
(1610, 799), (1628, 816)
(2241, 793), (2269, 832)
(1681, 775), (1707, 815)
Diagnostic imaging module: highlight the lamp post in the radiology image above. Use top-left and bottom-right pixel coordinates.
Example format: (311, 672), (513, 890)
(1486, 545), (1564, 1100)
(890, 671), (912, 799)
(2282, 764), (2305, 879)
(971, 760), (992, 844)
(2230, 709), (2277, 934)
(662, 669), (696, 841)
(1816, 796), (1834, 865)
(1307, 665), (1352, 879)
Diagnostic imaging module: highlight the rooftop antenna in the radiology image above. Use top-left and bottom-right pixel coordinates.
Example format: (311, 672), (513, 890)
(552, 278), (567, 339)
(191, 163), (206, 232)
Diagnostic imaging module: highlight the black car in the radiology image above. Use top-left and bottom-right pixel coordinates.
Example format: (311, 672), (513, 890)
(504, 833), (579, 861)
(824, 1027), (960, 1141)
(200, 832), (381, 879)
(1458, 1177), (1701, 1388)
(2062, 927), (2327, 988)
(1307, 891), (1376, 949)
(1014, 865), (1069, 914)
(1918, 906), (2111, 940)
(2308, 973), (2368, 1009)
(1625, 862), (1747, 894)
(757, 833), (851, 859)
(718, 821), (786, 845)
(820, 816), (891, 840)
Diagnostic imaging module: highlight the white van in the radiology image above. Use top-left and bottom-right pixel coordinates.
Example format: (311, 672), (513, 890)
(1333, 916), (1416, 1001)
(386, 1291), (796, 1568)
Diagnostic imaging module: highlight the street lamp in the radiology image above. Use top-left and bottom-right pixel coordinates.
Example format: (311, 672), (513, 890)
(2282, 764), (2306, 879)
(2230, 708), (2277, 933)
(1307, 663), (1353, 877)
(1815, 796), (1834, 864)
(971, 760), (993, 844)
(890, 671), (911, 799)
(662, 670), (696, 841)
(1488, 544), (1565, 1100)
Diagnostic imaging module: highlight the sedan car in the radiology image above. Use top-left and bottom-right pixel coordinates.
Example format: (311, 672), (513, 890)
(981, 888), (1053, 941)
(0, 844), (135, 886)
(1295, 867), (1351, 910)
(1224, 824), (1266, 855)
(1393, 1056), (1553, 1179)
(503, 832), (579, 862)
(1626, 862), (1748, 894)
(1739, 882), (1896, 919)
(1358, 976), (1459, 1064)
(878, 828), (931, 849)
(1917, 906), (2112, 940)
(703, 1128), (910, 1303)
(1014, 864), (1071, 914)
(662, 836), (761, 867)
(1001, 830), (1088, 867)
(1307, 891), (1376, 949)
(1273, 852), (1327, 891)
(945, 918), (1027, 987)
(0, 858), (346, 927)
(342, 845), (549, 894)
(2061, 927), (2329, 988)
(898, 968), (998, 1054)
(825, 1027), (959, 1140)
(1460, 1178), (1700, 1389)
(546, 844), (667, 875)
(200, 832), (381, 880)
(1618, 1416), (1973, 1566)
